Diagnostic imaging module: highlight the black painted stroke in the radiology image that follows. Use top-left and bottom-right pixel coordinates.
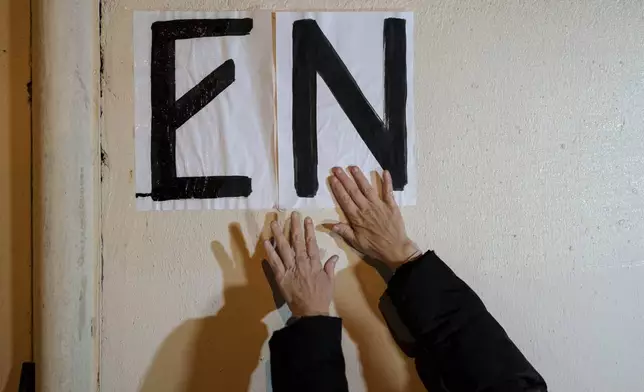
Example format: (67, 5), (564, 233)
(383, 18), (408, 189)
(292, 18), (408, 197)
(147, 19), (253, 201)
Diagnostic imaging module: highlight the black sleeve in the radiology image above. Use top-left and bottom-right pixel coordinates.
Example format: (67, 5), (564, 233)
(269, 316), (349, 392)
(386, 251), (548, 392)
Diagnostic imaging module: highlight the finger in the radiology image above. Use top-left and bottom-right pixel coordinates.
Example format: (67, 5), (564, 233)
(349, 166), (378, 202)
(329, 174), (360, 218)
(324, 255), (339, 278)
(382, 170), (396, 207)
(332, 223), (357, 246)
(290, 211), (307, 258)
(332, 167), (369, 209)
(263, 240), (285, 280)
(304, 216), (320, 264)
(271, 220), (294, 268)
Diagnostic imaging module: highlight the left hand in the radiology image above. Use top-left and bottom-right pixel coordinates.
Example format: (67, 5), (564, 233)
(264, 212), (339, 317)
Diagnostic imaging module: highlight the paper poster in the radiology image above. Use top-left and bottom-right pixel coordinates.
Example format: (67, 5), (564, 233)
(276, 12), (416, 209)
(134, 11), (276, 210)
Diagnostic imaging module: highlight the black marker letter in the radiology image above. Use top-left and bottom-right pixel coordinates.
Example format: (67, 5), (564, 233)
(292, 18), (408, 197)
(148, 19), (253, 201)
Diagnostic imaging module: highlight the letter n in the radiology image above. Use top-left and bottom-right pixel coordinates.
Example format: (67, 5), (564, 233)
(292, 18), (408, 197)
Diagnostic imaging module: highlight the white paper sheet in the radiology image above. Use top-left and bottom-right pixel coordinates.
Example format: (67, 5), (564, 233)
(276, 12), (416, 209)
(134, 11), (276, 210)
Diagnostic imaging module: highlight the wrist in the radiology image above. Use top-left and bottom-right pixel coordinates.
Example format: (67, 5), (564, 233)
(286, 313), (332, 327)
(292, 309), (330, 318)
(384, 240), (422, 270)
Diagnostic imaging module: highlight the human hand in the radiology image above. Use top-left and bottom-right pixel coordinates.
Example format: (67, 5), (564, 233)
(264, 211), (339, 318)
(328, 167), (422, 270)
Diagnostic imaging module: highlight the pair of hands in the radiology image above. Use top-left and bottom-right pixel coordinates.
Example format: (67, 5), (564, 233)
(263, 166), (421, 318)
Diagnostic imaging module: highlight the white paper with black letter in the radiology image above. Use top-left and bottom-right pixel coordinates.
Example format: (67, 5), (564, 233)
(276, 12), (416, 209)
(134, 11), (275, 210)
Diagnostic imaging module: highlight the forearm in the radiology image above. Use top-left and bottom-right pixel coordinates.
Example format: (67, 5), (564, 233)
(387, 252), (547, 392)
(269, 316), (349, 392)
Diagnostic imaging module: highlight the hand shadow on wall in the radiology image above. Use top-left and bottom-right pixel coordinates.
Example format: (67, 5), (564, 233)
(328, 236), (426, 392)
(320, 170), (426, 392)
(139, 215), (283, 392)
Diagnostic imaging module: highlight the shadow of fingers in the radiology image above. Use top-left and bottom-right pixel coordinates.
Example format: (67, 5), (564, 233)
(139, 221), (282, 392)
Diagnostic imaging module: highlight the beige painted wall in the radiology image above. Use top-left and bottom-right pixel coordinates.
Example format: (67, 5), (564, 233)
(0, 0), (32, 390)
(101, 1), (644, 391)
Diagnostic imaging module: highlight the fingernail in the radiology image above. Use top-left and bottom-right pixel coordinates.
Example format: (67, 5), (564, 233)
(305, 216), (313, 224)
(332, 167), (341, 174)
(350, 166), (358, 172)
(331, 225), (340, 233)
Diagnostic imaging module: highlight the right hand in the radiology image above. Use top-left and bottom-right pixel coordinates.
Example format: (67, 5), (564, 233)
(264, 212), (338, 318)
(328, 166), (422, 270)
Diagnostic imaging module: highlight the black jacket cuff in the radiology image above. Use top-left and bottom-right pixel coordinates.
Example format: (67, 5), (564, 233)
(269, 316), (348, 392)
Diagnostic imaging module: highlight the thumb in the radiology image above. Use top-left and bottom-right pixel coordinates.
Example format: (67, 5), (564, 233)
(332, 223), (356, 245)
(324, 255), (339, 277)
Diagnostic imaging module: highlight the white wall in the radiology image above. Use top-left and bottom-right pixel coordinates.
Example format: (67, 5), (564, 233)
(32, 0), (100, 390)
(101, 1), (644, 391)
